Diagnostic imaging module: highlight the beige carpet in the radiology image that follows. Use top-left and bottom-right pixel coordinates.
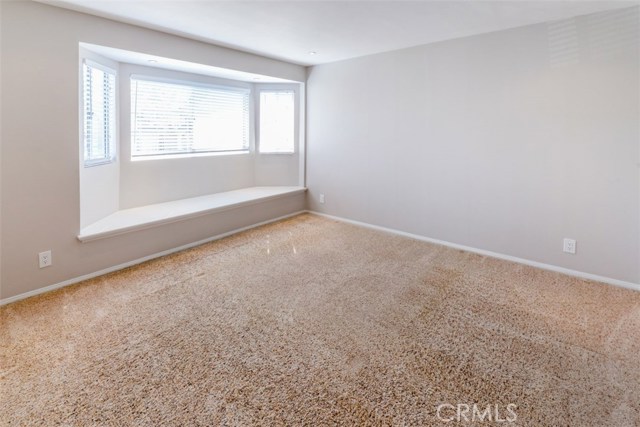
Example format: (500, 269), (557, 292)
(1, 213), (639, 426)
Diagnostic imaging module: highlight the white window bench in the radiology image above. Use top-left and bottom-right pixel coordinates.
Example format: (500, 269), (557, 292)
(78, 186), (306, 242)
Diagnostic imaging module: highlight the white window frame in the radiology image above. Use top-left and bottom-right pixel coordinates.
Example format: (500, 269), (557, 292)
(81, 59), (117, 167)
(129, 74), (252, 160)
(256, 84), (299, 155)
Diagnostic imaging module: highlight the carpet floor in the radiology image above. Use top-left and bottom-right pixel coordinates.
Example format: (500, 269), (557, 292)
(1, 213), (639, 426)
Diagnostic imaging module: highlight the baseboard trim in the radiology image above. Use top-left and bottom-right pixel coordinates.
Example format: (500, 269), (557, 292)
(3, 208), (637, 306)
(308, 211), (640, 292)
(0, 210), (307, 306)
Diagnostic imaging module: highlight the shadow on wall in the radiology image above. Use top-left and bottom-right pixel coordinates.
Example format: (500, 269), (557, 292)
(547, 7), (639, 67)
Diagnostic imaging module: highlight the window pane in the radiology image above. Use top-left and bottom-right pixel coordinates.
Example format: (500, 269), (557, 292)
(259, 90), (295, 153)
(131, 78), (250, 157)
(83, 63), (116, 165)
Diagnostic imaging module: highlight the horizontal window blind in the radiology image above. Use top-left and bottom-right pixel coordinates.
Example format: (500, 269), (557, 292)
(259, 90), (295, 153)
(131, 77), (250, 157)
(83, 62), (116, 165)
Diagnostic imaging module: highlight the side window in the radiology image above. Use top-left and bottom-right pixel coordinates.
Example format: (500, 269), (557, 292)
(259, 90), (295, 154)
(82, 61), (116, 166)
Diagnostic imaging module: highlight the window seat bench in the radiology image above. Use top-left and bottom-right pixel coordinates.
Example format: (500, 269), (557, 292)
(78, 186), (306, 242)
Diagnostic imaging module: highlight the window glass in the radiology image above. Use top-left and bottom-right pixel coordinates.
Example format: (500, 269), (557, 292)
(259, 90), (295, 153)
(131, 77), (250, 158)
(83, 62), (116, 165)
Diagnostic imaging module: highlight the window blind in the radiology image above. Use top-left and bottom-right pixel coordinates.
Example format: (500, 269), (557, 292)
(83, 62), (116, 165)
(131, 77), (250, 157)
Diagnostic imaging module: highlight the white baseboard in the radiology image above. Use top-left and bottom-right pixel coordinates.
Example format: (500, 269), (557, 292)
(308, 211), (640, 293)
(3, 209), (637, 306)
(0, 210), (306, 306)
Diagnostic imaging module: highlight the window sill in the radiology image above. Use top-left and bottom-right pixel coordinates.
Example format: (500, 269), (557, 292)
(84, 157), (116, 168)
(78, 186), (306, 242)
(131, 150), (250, 161)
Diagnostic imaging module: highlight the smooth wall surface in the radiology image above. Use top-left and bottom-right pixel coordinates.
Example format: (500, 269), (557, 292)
(307, 7), (640, 283)
(0, 1), (306, 299)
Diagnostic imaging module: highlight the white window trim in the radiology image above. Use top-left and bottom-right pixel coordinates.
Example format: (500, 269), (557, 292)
(82, 58), (118, 167)
(130, 73), (251, 93)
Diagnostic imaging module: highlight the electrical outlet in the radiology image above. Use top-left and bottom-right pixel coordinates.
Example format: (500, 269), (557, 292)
(319, 193), (325, 204)
(563, 238), (576, 254)
(39, 250), (52, 268)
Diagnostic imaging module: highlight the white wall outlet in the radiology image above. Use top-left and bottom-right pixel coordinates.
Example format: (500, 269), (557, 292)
(39, 250), (52, 268)
(319, 193), (325, 204)
(563, 238), (576, 254)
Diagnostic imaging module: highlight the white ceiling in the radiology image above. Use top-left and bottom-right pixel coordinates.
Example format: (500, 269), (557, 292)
(45, 0), (638, 66)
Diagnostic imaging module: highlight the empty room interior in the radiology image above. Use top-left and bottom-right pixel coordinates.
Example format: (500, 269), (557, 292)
(1, 0), (639, 425)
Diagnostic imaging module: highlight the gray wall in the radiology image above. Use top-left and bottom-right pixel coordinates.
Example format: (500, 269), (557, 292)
(307, 7), (640, 284)
(0, 1), (306, 300)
